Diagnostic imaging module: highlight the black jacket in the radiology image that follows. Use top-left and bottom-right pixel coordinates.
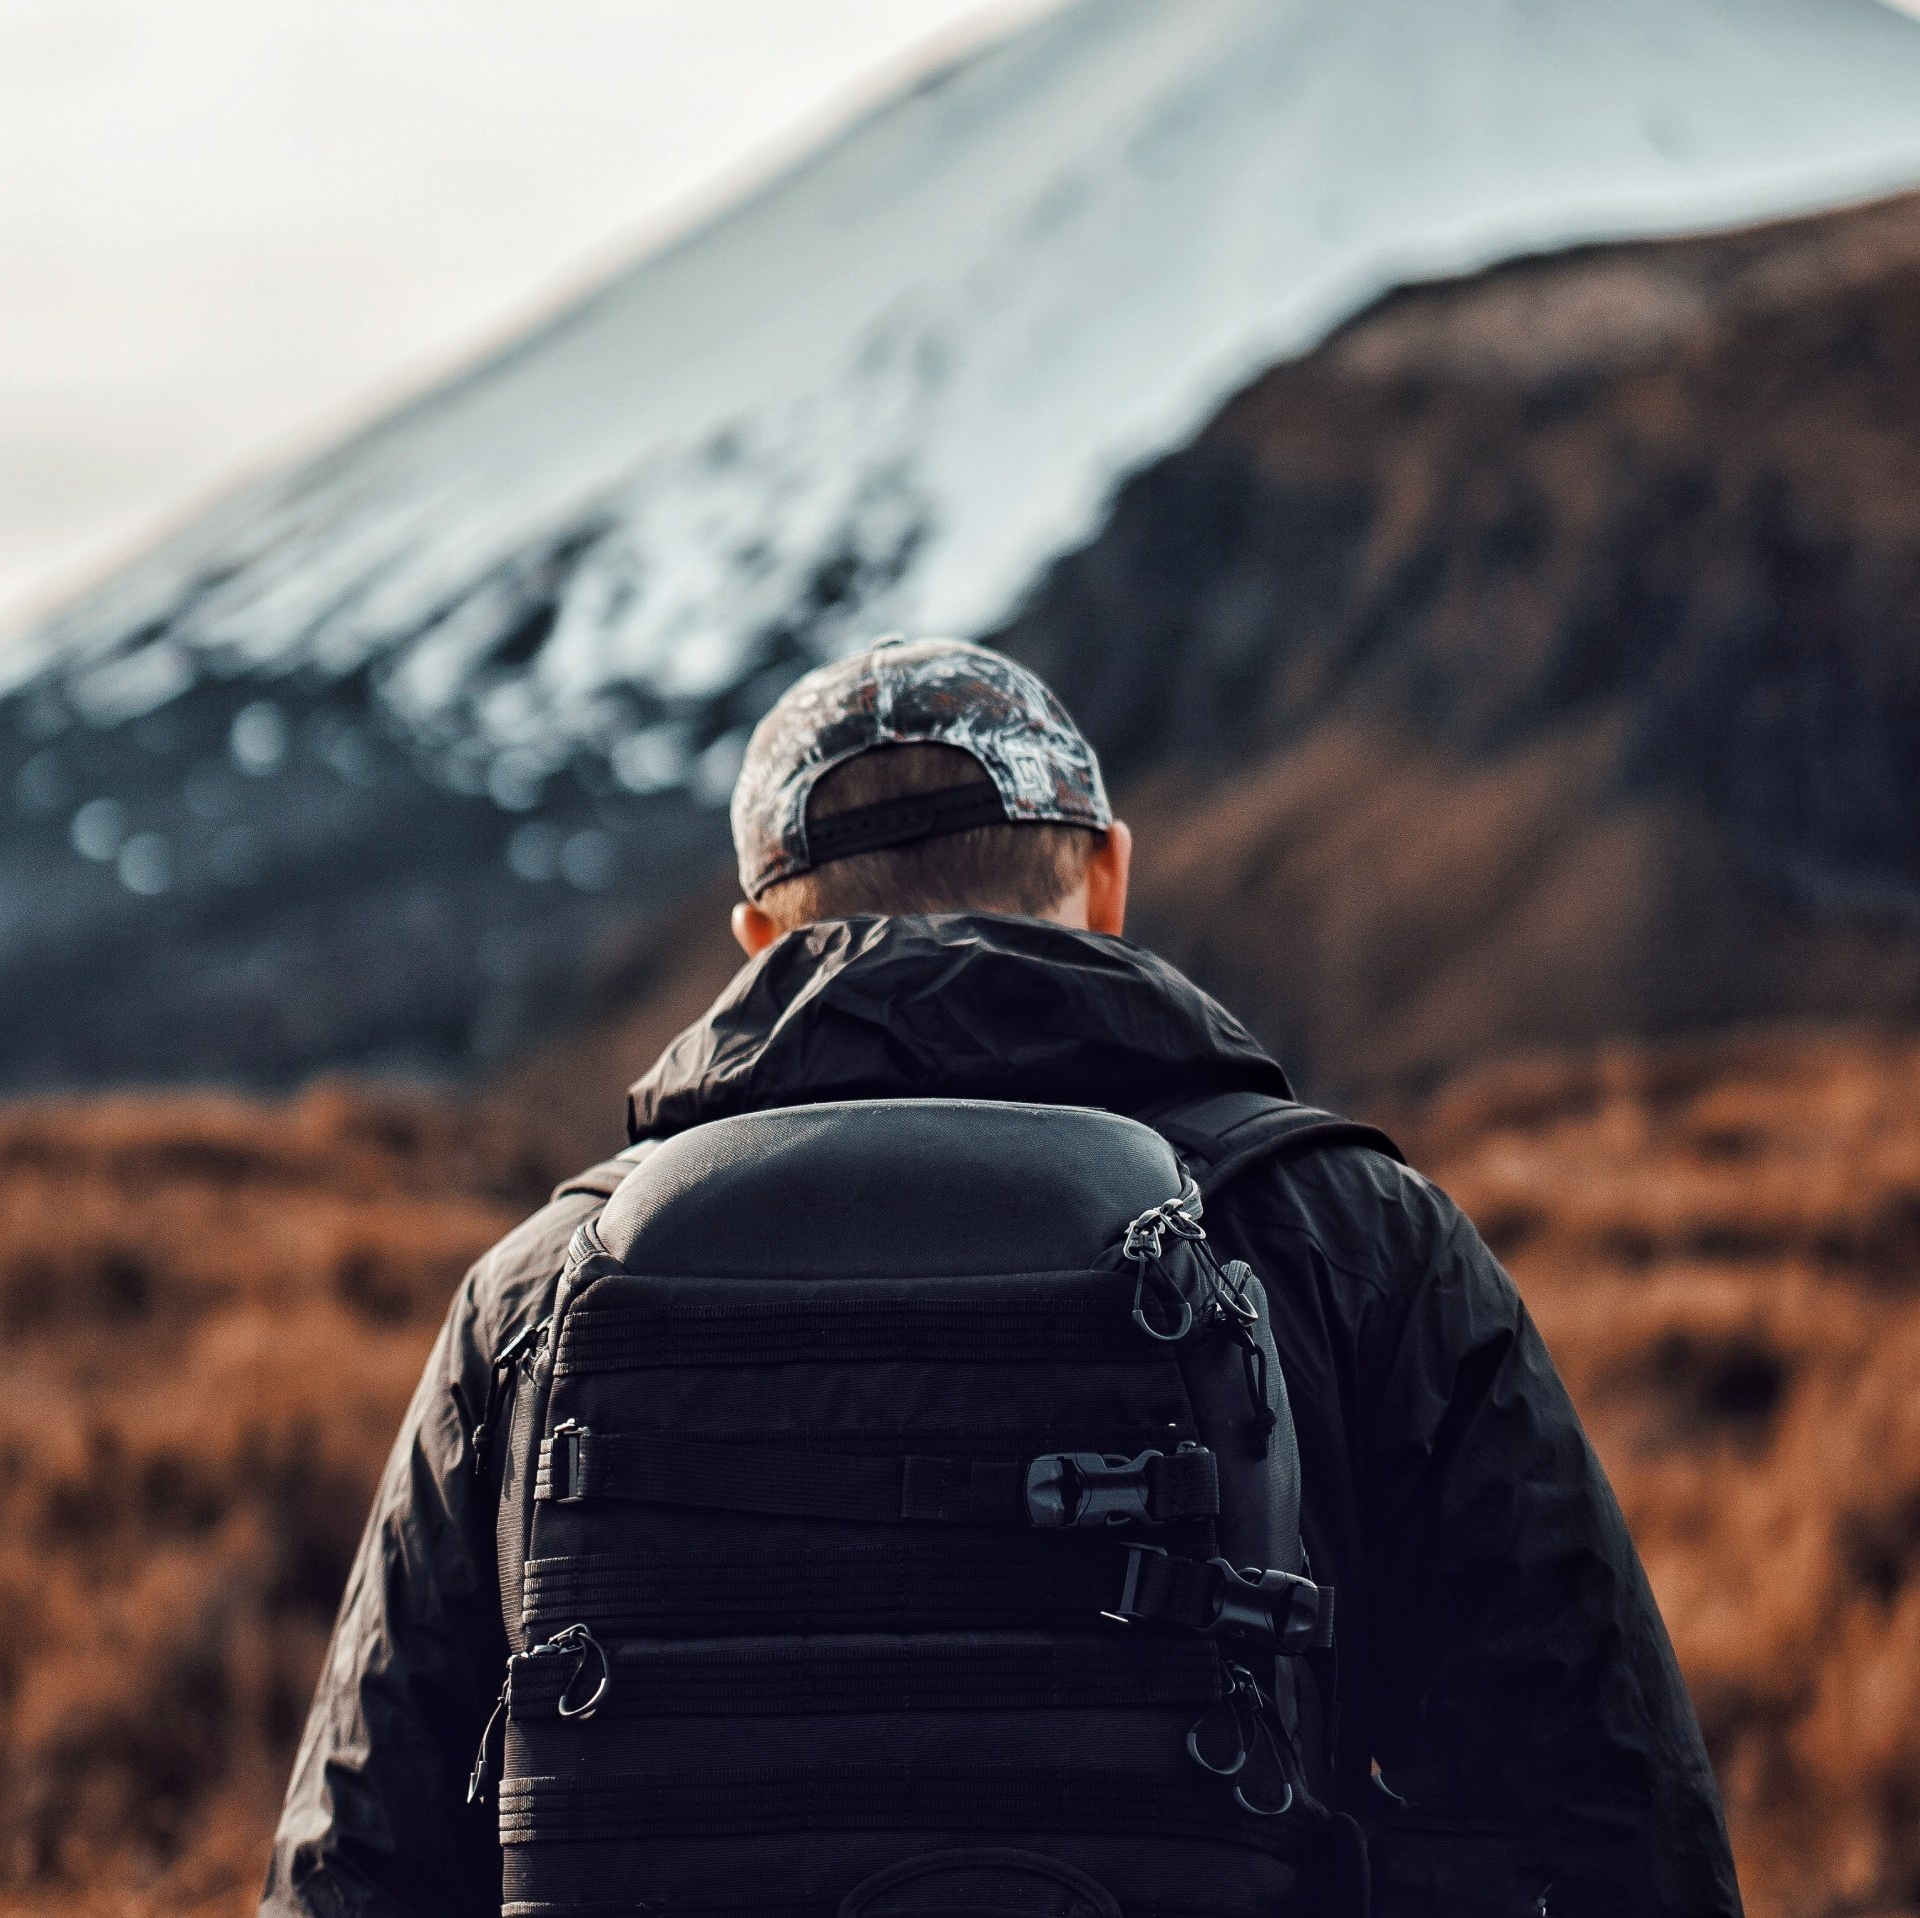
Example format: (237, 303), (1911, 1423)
(261, 915), (1741, 1917)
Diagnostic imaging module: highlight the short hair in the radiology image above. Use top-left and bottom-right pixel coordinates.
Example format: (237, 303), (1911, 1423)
(754, 743), (1100, 930)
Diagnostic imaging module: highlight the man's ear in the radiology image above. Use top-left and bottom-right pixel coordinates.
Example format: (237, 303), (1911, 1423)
(731, 900), (783, 957)
(1086, 819), (1132, 937)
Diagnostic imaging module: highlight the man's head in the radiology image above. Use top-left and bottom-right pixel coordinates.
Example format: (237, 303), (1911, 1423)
(726, 637), (1130, 957)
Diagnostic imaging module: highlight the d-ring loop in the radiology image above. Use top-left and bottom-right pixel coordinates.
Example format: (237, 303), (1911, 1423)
(555, 1628), (610, 1720)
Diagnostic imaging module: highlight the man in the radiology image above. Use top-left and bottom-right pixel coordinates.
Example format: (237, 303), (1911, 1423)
(262, 638), (1742, 1916)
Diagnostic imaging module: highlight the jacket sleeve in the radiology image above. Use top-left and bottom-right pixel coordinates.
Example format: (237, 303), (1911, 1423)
(258, 1200), (585, 1918)
(1343, 1163), (1742, 1916)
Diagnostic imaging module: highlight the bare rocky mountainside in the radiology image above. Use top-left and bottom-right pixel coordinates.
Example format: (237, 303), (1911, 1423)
(1000, 192), (1920, 1098)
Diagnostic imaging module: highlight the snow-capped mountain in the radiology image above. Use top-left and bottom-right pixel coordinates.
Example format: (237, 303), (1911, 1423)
(9, 0), (1920, 1091)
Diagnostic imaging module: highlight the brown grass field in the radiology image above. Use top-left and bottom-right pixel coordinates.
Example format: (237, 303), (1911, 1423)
(1, 1028), (1916, 1916)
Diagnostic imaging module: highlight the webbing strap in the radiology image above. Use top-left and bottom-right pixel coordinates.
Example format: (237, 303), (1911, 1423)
(535, 1433), (1219, 1528)
(520, 1538), (1126, 1633)
(520, 1539), (1330, 1649)
(1145, 1092), (1404, 1202)
(554, 1286), (1149, 1373)
(803, 780), (1010, 861)
(498, 1766), (1297, 1851)
(508, 1633), (1227, 1719)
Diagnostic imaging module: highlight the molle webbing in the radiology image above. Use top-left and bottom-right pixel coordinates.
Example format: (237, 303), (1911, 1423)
(519, 1538), (1330, 1647)
(535, 1432), (1220, 1527)
(498, 1766), (1300, 1851)
(509, 1634), (1228, 1719)
(521, 1538), (1129, 1634)
(553, 1283), (1151, 1372)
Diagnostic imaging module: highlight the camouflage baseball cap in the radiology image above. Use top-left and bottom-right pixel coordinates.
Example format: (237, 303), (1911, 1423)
(730, 637), (1112, 899)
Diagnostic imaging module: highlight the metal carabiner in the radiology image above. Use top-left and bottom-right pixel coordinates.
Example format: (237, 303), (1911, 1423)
(542, 1623), (611, 1720)
(1122, 1178), (1206, 1262)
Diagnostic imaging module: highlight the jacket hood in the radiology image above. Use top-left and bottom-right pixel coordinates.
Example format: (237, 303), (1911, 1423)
(627, 913), (1293, 1141)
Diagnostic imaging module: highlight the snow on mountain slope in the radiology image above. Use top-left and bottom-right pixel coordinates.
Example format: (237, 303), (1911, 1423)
(16, 0), (1920, 789)
(11, 0), (1920, 1094)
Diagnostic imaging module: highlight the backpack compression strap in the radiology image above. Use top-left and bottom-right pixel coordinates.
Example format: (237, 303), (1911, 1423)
(1146, 1090), (1404, 1203)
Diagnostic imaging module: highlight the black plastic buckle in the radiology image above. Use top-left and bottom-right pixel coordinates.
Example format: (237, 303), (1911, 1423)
(1203, 1558), (1328, 1650)
(1026, 1449), (1161, 1527)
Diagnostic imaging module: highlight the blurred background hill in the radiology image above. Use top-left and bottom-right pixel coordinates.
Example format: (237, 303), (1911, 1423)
(5, 1), (1920, 1913)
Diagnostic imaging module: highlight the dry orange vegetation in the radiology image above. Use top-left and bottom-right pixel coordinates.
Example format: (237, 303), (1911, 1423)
(0, 1086), (542, 1916)
(1411, 1029), (1920, 1918)
(1, 1031), (1915, 1916)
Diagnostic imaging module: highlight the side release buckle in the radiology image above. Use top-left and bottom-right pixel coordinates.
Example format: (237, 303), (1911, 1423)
(1026, 1450), (1155, 1527)
(1115, 1544), (1335, 1650)
(1203, 1558), (1332, 1650)
(1024, 1445), (1216, 1528)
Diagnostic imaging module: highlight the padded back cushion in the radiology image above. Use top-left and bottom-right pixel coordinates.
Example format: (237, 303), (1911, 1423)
(600, 1099), (1182, 1277)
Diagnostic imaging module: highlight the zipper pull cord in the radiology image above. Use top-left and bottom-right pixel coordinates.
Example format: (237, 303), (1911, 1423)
(1185, 1668), (1254, 1778)
(471, 1317), (545, 1478)
(1227, 1666), (1297, 1819)
(466, 1676), (509, 1806)
(1124, 1178), (1206, 1342)
(1235, 1326), (1278, 1459)
(1204, 1255), (1278, 1458)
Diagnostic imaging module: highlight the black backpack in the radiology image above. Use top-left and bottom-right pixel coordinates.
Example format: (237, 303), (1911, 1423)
(473, 1094), (1399, 1918)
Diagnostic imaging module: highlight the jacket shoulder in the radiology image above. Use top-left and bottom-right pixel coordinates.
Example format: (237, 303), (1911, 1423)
(461, 1182), (608, 1360)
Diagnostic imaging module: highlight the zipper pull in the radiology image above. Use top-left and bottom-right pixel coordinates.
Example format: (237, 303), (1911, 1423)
(1185, 1663), (1268, 1778)
(1233, 1324), (1278, 1459)
(1228, 1666), (1296, 1819)
(466, 1674), (509, 1805)
(1211, 1257), (1260, 1326)
(472, 1316), (546, 1478)
(1187, 1666), (1297, 1817)
(1123, 1180), (1206, 1343)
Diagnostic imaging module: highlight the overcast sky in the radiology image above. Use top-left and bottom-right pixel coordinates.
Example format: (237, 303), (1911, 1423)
(0, 0), (1067, 636)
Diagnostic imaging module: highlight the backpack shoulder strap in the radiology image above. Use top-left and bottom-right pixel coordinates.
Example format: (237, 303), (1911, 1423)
(1146, 1090), (1402, 1829)
(1145, 1089), (1405, 1204)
